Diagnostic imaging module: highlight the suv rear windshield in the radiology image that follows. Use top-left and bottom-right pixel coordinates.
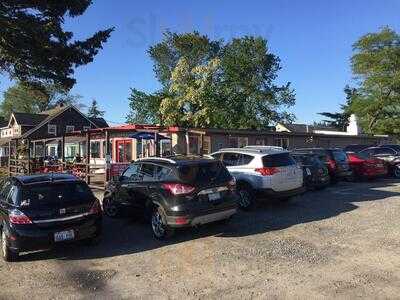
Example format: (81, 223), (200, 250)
(262, 153), (296, 167)
(177, 161), (231, 184)
(331, 150), (347, 162)
(20, 182), (93, 208)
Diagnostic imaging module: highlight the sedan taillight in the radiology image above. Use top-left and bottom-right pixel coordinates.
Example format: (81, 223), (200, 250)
(162, 183), (195, 195)
(9, 209), (32, 225)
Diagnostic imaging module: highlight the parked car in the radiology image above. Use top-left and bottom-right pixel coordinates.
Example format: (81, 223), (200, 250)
(210, 147), (304, 210)
(291, 153), (330, 190)
(378, 144), (400, 152)
(0, 174), (102, 262)
(359, 147), (400, 178)
(294, 148), (352, 183)
(344, 144), (374, 153)
(346, 151), (387, 180)
(103, 156), (238, 240)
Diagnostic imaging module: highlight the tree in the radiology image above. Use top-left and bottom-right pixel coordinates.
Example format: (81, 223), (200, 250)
(0, 82), (83, 118)
(127, 32), (295, 128)
(0, 1), (113, 90)
(348, 27), (400, 135)
(126, 89), (163, 124)
(318, 86), (356, 130)
(87, 99), (105, 118)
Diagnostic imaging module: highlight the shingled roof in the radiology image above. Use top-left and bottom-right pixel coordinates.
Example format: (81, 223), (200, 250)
(12, 112), (48, 126)
(89, 117), (109, 128)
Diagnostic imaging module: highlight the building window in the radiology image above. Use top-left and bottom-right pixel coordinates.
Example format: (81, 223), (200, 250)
(90, 141), (101, 158)
(48, 124), (57, 135)
(274, 138), (289, 149)
(229, 136), (248, 148)
(83, 126), (91, 131)
(66, 126), (75, 133)
(255, 138), (265, 146)
(202, 136), (211, 154)
(189, 136), (200, 154)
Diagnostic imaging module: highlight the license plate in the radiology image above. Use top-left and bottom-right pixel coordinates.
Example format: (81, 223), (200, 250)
(54, 230), (75, 242)
(306, 168), (312, 176)
(208, 192), (221, 201)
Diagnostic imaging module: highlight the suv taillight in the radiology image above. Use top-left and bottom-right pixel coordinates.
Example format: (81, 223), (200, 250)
(162, 183), (195, 195)
(9, 209), (32, 225)
(255, 167), (279, 176)
(89, 200), (102, 215)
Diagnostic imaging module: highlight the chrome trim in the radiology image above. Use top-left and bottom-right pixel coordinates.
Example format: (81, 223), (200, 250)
(33, 213), (90, 224)
(198, 186), (229, 195)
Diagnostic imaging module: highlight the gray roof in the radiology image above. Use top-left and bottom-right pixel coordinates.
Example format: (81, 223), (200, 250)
(13, 112), (48, 126)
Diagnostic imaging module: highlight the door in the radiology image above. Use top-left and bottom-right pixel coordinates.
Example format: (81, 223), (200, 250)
(116, 140), (132, 163)
(0, 180), (13, 224)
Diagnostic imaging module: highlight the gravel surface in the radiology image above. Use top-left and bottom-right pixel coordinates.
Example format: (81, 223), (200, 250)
(1, 179), (400, 299)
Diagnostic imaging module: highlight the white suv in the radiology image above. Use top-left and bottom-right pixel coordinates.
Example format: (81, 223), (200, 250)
(211, 147), (304, 209)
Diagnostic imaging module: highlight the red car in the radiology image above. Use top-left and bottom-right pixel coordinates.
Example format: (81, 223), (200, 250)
(346, 152), (388, 179)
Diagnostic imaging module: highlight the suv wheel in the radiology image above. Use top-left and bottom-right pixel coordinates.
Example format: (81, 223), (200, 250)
(151, 207), (174, 240)
(1, 229), (18, 262)
(103, 197), (120, 218)
(394, 166), (400, 178)
(237, 186), (254, 210)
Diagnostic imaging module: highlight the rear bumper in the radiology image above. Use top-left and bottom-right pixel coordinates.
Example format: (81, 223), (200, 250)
(254, 186), (306, 199)
(7, 216), (102, 252)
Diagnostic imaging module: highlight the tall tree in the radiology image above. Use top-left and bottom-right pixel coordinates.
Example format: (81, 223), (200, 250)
(318, 86), (356, 130)
(0, 0), (113, 89)
(349, 27), (400, 134)
(0, 82), (83, 118)
(127, 32), (295, 128)
(87, 99), (105, 118)
(126, 89), (163, 124)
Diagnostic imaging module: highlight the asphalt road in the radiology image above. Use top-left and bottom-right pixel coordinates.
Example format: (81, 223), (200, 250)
(1, 179), (400, 299)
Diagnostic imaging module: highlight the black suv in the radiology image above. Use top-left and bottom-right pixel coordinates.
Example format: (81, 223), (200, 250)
(295, 148), (352, 182)
(0, 174), (102, 262)
(103, 156), (238, 239)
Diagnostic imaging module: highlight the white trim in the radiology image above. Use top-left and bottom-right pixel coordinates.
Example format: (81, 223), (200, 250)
(66, 125), (75, 133)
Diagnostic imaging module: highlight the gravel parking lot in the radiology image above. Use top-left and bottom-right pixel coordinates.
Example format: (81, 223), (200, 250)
(1, 179), (400, 299)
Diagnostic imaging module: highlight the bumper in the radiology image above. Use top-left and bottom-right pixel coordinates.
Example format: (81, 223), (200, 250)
(333, 170), (353, 179)
(7, 217), (102, 252)
(254, 186), (306, 199)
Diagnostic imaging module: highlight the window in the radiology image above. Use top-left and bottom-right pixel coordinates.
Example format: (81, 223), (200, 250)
(0, 180), (12, 201)
(255, 138), (265, 146)
(228, 137), (248, 148)
(189, 136), (200, 154)
(91, 141), (101, 158)
(222, 153), (254, 166)
(274, 138), (289, 149)
(374, 148), (396, 155)
(66, 126), (75, 133)
(211, 153), (223, 160)
(139, 163), (156, 181)
(155, 166), (174, 181)
(83, 126), (91, 131)
(121, 164), (141, 181)
(48, 124), (57, 135)
(262, 153), (296, 167)
(202, 136), (211, 154)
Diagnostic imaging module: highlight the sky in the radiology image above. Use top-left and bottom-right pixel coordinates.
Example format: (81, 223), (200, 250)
(1, 0), (400, 126)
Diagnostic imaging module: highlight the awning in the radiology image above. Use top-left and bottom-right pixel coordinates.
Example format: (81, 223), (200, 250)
(129, 132), (171, 140)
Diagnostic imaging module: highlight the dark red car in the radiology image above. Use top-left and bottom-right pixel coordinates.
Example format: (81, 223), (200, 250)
(346, 152), (387, 179)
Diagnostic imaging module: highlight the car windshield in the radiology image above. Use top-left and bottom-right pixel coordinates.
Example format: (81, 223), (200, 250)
(177, 161), (231, 184)
(262, 153), (296, 167)
(20, 182), (93, 208)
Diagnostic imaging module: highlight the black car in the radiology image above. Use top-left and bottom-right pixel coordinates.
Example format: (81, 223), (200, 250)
(295, 148), (352, 182)
(292, 153), (330, 190)
(0, 174), (102, 262)
(103, 156), (238, 240)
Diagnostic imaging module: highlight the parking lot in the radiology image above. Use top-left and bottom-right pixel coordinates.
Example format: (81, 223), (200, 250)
(1, 179), (400, 299)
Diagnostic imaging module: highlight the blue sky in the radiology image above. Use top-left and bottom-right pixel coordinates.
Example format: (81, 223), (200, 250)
(1, 0), (399, 125)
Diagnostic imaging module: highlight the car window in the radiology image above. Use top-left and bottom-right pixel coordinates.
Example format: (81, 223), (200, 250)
(360, 149), (375, 157)
(139, 163), (156, 182)
(211, 153), (222, 160)
(6, 186), (18, 205)
(177, 161), (231, 184)
(222, 153), (254, 166)
(155, 165), (175, 181)
(375, 148), (395, 155)
(121, 164), (141, 181)
(0, 180), (13, 200)
(332, 150), (347, 162)
(262, 153), (296, 167)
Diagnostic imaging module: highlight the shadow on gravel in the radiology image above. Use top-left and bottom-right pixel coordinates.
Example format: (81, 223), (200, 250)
(17, 178), (400, 261)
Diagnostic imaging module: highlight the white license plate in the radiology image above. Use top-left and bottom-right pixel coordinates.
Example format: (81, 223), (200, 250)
(208, 192), (221, 201)
(54, 230), (75, 242)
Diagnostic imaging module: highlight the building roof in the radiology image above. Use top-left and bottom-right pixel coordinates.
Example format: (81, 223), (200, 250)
(12, 112), (48, 126)
(279, 123), (339, 133)
(89, 117), (109, 128)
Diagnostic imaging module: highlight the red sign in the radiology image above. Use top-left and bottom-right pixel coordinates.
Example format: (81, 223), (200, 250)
(110, 163), (130, 177)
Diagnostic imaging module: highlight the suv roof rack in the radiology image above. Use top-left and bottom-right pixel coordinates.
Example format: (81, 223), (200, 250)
(218, 147), (288, 154)
(136, 157), (177, 164)
(245, 145), (284, 151)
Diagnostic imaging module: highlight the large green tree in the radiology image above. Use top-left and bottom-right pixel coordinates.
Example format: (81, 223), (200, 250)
(87, 99), (105, 118)
(349, 27), (400, 134)
(127, 32), (295, 129)
(0, 82), (83, 118)
(0, 0), (113, 89)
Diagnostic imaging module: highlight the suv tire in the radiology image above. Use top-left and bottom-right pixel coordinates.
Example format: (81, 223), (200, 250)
(237, 185), (255, 210)
(103, 196), (121, 218)
(1, 229), (18, 262)
(151, 207), (174, 240)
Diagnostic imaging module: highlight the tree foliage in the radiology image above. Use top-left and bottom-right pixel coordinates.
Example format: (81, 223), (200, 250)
(0, 82), (83, 118)
(0, 0), (113, 89)
(127, 32), (295, 129)
(348, 26), (400, 135)
(87, 99), (105, 118)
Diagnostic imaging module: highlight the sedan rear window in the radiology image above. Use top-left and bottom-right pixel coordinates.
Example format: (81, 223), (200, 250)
(177, 162), (231, 184)
(20, 182), (93, 208)
(262, 153), (296, 167)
